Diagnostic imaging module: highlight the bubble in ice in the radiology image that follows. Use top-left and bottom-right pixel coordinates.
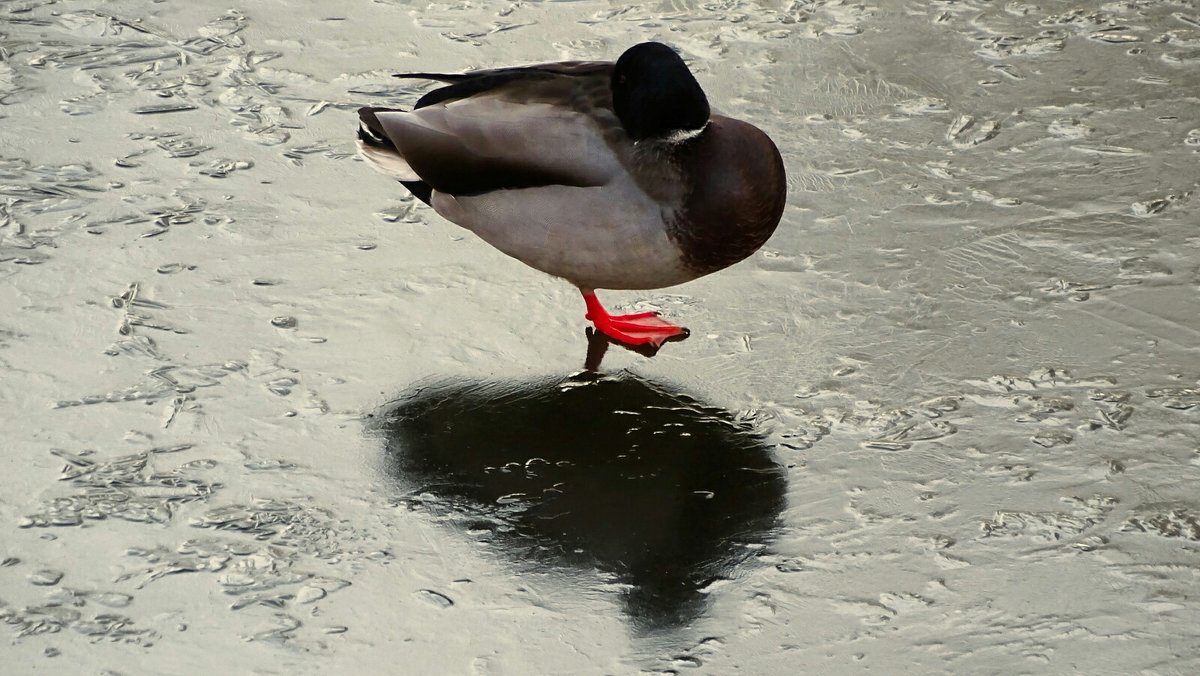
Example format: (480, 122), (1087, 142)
(29, 569), (64, 586)
(414, 588), (454, 609)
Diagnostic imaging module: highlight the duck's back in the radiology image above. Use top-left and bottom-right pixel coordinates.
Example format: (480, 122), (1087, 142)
(362, 66), (701, 290)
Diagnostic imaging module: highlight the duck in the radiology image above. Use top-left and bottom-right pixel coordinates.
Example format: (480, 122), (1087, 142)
(357, 42), (787, 347)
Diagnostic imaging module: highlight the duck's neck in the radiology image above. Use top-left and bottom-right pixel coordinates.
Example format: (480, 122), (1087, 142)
(659, 123), (709, 145)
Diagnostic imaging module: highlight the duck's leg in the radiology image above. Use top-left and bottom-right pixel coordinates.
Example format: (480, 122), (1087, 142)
(581, 289), (687, 347)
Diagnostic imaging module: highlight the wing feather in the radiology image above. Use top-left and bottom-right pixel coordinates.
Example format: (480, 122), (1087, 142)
(368, 88), (621, 194)
(394, 61), (610, 108)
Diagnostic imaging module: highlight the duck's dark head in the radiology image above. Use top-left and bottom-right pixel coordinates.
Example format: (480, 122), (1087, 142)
(612, 42), (710, 143)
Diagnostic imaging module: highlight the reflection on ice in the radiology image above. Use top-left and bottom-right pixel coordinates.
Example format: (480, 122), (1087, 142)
(377, 372), (786, 629)
(582, 325), (690, 371)
(3, 0), (1198, 669)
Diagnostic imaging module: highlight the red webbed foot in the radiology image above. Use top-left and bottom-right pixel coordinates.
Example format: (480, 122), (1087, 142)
(581, 290), (688, 348)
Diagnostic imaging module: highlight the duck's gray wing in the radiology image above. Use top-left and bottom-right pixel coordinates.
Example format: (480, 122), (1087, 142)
(395, 61), (612, 109)
(360, 70), (623, 196)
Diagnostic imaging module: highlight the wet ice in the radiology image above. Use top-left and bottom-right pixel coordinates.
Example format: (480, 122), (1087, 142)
(2, 0), (1199, 673)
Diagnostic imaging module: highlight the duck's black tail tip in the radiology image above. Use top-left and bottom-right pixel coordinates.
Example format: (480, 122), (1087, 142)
(356, 107), (432, 207)
(357, 106), (399, 149)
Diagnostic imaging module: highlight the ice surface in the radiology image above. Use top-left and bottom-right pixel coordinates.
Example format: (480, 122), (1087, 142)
(1, 0), (1198, 673)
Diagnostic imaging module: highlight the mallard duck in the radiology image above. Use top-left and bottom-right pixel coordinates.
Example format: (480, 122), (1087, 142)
(357, 42), (786, 347)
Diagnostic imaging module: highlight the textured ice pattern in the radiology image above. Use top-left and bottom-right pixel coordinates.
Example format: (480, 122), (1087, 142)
(1, 0), (1198, 673)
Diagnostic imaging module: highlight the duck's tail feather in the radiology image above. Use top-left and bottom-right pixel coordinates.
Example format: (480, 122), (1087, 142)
(357, 106), (432, 205)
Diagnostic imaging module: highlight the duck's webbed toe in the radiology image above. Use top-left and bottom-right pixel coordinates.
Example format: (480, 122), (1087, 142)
(582, 291), (688, 347)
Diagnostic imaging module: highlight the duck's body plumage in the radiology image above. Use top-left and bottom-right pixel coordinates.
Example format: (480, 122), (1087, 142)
(357, 42), (787, 346)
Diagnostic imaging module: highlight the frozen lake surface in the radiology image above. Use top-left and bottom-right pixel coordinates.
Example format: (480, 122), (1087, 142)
(2, 0), (1199, 673)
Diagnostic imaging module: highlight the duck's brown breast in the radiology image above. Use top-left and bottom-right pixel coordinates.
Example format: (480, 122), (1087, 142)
(667, 116), (787, 276)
